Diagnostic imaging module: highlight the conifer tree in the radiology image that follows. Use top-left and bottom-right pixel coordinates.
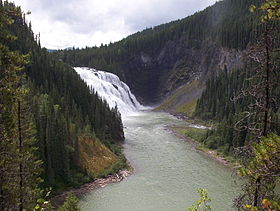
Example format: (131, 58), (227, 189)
(58, 193), (80, 211)
(0, 2), (26, 209)
(0, 2), (41, 210)
(234, 1), (280, 208)
(15, 90), (42, 211)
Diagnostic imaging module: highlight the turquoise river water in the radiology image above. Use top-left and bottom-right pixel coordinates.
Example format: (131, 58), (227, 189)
(80, 111), (241, 211)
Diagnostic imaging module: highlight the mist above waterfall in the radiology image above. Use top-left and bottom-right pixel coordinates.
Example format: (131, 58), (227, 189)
(75, 67), (144, 116)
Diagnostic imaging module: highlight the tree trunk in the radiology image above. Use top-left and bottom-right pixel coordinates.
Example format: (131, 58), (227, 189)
(253, 177), (261, 207)
(18, 100), (23, 211)
(263, 29), (270, 137)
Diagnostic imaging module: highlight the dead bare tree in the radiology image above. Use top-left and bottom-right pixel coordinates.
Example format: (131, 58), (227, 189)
(233, 23), (279, 141)
(233, 22), (280, 209)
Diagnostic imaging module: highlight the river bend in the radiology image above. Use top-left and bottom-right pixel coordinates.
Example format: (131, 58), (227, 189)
(80, 111), (240, 211)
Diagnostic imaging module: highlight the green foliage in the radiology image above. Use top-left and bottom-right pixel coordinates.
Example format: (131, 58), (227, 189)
(236, 134), (280, 209)
(194, 68), (249, 151)
(238, 134), (280, 179)
(194, 67), (247, 122)
(176, 99), (198, 117)
(156, 80), (200, 116)
(250, 0), (280, 21)
(188, 188), (212, 211)
(184, 127), (207, 142)
(195, 3), (280, 209)
(195, 54), (280, 152)
(0, 1), (42, 209)
(58, 193), (80, 211)
(3, 0), (125, 189)
(1, 2), (126, 210)
(33, 190), (53, 211)
(97, 159), (128, 178)
(175, 127), (207, 143)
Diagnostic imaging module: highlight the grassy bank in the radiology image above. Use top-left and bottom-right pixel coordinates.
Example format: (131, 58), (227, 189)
(170, 125), (238, 168)
(51, 136), (131, 207)
(50, 135), (130, 196)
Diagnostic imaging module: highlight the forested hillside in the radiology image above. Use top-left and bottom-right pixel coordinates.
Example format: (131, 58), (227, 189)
(193, 2), (280, 208)
(0, 1), (125, 209)
(192, 1), (280, 154)
(48, 0), (280, 209)
(54, 0), (263, 104)
(195, 62), (280, 152)
(1, 0), (279, 209)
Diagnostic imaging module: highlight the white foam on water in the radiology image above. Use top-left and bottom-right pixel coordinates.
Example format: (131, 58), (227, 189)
(74, 67), (147, 116)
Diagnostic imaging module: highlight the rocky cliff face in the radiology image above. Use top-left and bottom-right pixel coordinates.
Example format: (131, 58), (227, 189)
(121, 37), (245, 106)
(55, 0), (259, 109)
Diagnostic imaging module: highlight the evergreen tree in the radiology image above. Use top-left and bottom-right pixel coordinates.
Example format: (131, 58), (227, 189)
(2, 0), (125, 192)
(15, 90), (42, 211)
(58, 193), (80, 211)
(0, 2), (41, 210)
(195, 1), (280, 208)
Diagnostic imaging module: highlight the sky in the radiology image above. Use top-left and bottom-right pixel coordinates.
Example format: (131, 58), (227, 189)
(12, 0), (216, 49)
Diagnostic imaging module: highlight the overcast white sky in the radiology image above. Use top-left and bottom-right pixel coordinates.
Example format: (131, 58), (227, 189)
(12, 0), (216, 49)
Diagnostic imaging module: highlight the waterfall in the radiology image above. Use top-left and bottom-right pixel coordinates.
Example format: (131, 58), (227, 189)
(74, 67), (144, 116)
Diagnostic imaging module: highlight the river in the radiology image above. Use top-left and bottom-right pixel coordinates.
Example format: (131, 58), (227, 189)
(79, 111), (240, 211)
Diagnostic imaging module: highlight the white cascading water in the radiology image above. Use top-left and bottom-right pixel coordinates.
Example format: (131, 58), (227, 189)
(74, 67), (144, 116)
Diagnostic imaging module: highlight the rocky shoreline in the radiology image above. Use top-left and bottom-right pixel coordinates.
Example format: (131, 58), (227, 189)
(52, 169), (132, 207)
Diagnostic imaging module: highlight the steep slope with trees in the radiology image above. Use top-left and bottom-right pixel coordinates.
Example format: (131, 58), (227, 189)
(194, 1), (280, 209)
(0, 1), (126, 209)
(54, 0), (262, 105)
(0, 3), (41, 209)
